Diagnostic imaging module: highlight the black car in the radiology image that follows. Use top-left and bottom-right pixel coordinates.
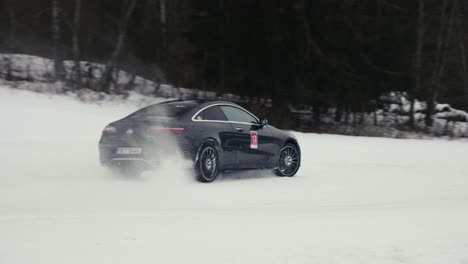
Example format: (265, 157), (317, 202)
(99, 99), (301, 182)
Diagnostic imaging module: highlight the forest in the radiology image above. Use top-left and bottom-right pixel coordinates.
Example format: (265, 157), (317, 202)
(0, 0), (467, 132)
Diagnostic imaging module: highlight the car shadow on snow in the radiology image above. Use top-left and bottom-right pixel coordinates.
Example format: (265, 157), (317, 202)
(217, 169), (277, 182)
(101, 166), (281, 183)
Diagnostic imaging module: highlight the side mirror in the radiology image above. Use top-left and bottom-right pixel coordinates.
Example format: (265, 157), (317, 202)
(259, 117), (269, 127)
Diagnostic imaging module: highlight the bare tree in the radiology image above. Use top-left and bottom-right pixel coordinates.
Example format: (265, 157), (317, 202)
(72, 0), (82, 89)
(438, 0), (459, 82)
(51, 0), (65, 82)
(7, 3), (17, 52)
(99, 0), (138, 93)
(426, 0), (459, 126)
(410, 0), (425, 128)
(297, 0), (325, 63)
(2, 1), (17, 81)
(459, 0), (468, 107)
(160, 0), (167, 49)
(218, 0), (225, 93)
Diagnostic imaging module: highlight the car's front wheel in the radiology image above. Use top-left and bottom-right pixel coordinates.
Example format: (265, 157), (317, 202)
(195, 145), (220, 183)
(275, 143), (300, 177)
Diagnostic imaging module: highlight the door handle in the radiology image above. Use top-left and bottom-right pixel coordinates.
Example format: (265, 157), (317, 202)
(235, 127), (244, 132)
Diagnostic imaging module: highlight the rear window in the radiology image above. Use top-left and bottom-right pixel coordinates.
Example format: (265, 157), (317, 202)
(128, 101), (199, 119)
(195, 106), (228, 121)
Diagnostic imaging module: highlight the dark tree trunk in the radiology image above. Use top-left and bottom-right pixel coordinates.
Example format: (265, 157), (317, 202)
(313, 105), (321, 123)
(409, 97), (416, 128)
(344, 106), (350, 125)
(51, 0), (65, 82)
(425, 90), (436, 127)
(7, 5), (17, 52)
(334, 105), (342, 122)
(373, 109), (378, 126)
(72, 0), (82, 89)
(427, 0), (457, 127)
(270, 81), (290, 129)
(159, 0), (167, 65)
(352, 112), (357, 127)
(100, 0), (137, 93)
(218, 0), (225, 93)
(411, 0), (424, 129)
(460, 0), (468, 108)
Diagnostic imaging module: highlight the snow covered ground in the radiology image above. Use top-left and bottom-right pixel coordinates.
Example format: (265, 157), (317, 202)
(1, 87), (468, 264)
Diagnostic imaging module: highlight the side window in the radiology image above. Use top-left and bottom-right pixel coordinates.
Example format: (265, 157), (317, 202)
(195, 106), (228, 121)
(219, 106), (257, 124)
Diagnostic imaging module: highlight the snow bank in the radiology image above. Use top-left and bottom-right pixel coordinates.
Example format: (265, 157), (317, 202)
(1, 53), (468, 138)
(0, 54), (270, 103)
(0, 53), (221, 98)
(292, 91), (468, 138)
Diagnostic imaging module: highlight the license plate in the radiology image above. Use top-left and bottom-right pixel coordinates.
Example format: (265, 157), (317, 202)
(116, 147), (142, 155)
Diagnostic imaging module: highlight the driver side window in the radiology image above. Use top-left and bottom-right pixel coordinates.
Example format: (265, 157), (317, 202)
(219, 106), (257, 124)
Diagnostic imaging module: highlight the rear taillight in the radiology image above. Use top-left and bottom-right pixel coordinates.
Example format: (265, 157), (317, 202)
(103, 126), (117, 134)
(148, 127), (186, 134)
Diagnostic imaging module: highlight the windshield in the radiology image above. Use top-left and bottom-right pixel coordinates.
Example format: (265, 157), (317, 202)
(128, 100), (200, 119)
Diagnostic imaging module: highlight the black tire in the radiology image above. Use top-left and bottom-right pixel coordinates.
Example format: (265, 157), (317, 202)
(195, 145), (220, 183)
(274, 143), (300, 177)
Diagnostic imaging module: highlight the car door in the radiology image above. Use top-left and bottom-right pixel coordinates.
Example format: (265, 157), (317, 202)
(218, 105), (275, 169)
(192, 105), (237, 169)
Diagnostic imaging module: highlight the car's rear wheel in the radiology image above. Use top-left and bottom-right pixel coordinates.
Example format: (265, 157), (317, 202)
(275, 144), (300, 177)
(195, 145), (219, 183)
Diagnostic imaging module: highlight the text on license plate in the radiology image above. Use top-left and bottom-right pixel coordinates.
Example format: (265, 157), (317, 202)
(116, 147), (142, 155)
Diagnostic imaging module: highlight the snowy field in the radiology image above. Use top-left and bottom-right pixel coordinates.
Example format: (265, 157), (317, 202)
(1, 87), (468, 264)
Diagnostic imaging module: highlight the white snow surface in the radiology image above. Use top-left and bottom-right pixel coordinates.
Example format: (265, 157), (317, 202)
(1, 87), (468, 264)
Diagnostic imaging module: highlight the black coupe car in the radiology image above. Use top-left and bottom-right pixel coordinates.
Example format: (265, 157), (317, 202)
(99, 99), (301, 182)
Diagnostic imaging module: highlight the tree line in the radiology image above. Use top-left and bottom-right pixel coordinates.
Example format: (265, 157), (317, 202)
(0, 0), (467, 129)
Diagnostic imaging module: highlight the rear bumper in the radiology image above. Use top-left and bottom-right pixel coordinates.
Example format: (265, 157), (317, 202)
(99, 144), (160, 169)
(98, 138), (195, 170)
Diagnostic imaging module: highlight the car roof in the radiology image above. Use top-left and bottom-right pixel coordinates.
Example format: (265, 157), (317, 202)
(198, 100), (241, 107)
(157, 99), (206, 105)
(158, 99), (258, 121)
(158, 99), (240, 108)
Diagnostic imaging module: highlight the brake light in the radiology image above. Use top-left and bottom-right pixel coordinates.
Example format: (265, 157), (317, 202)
(148, 127), (186, 134)
(103, 126), (117, 134)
